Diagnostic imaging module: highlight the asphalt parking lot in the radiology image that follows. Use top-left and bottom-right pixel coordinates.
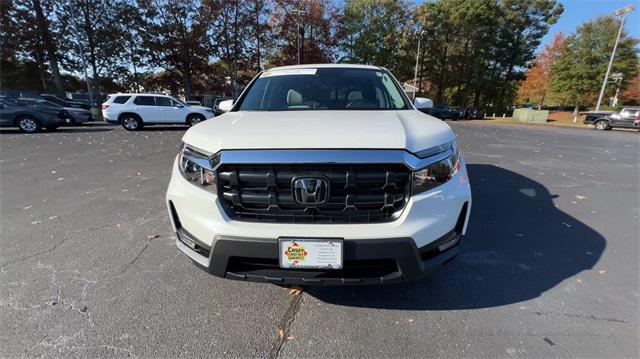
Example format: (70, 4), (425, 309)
(1, 121), (638, 358)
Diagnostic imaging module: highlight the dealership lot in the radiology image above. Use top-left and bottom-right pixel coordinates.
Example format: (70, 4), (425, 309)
(0, 122), (637, 358)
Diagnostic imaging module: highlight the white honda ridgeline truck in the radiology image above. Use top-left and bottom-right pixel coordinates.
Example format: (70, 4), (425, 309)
(166, 64), (471, 285)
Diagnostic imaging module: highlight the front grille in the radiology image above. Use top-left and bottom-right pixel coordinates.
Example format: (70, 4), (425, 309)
(217, 164), (412, 223)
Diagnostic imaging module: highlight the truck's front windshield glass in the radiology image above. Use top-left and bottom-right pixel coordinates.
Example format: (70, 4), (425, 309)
(237, 68), (410, 111)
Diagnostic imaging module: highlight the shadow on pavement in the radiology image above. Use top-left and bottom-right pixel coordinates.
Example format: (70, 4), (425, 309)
(306, 164), (605, 310)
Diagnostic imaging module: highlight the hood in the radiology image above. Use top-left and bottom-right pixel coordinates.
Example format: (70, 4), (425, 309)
(182, 110), (454, 155)
(189, 105), (213, 111)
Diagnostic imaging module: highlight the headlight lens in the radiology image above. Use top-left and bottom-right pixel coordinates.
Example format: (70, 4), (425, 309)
(178, 145), (217, 193)
(413, 146), (461, 194)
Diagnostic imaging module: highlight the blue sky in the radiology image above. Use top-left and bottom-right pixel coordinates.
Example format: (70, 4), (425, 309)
(539, 0), (640, 50)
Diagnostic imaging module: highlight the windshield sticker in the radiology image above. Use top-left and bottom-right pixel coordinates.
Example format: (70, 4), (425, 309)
(261, 69), (317, 77)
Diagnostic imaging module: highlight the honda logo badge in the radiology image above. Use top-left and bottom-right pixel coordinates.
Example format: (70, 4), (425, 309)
(293, 177), (329, 205)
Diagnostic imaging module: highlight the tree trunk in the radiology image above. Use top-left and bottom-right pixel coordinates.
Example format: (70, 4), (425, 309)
(33, 48), (47, 90)
(254, 1), (261, 70)
(417, 38), (426, 93)
(435, 44), (448, 103)
(538, 93), (545, 110)
(572, 104), (579, 122)
(182, 70), (191, 99)
(32, 0), (63, 92)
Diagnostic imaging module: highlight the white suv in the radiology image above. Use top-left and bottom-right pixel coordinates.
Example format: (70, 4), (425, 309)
(166, 64), (471, 285)
(102, 93), (215, 131)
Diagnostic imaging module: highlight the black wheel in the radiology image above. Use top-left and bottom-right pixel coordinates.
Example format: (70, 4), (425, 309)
(594, 120), (609, 130)
(16, 116), (42, 133)
(121, 114), (143, 131)
(187, 114), (205, 126)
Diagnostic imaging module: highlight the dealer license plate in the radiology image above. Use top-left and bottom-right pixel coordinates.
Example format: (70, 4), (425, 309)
(278, 238), (343, 269)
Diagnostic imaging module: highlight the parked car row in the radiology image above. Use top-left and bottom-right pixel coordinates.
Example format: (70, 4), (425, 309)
(0, 97), (66, 133)
(426, 104), (486, 120)
(582, 107), (640, 131)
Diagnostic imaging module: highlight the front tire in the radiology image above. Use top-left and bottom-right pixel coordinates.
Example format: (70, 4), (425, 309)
(594, 120), (609, 130)
(16, 116), (42, 133)
(187, 114), (205, 127)
(121, 115), (143, 131)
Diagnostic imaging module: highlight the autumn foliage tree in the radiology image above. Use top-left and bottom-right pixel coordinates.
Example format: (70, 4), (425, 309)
(517, 32), (565, 109)
(620, 69), (640, 105)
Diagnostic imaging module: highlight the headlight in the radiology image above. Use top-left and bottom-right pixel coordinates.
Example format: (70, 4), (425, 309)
(413, 144), (461, 194)
(178, 145), (217, 193)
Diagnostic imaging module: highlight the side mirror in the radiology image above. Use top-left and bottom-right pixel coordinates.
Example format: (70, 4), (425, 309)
(218, 100), (233, 113)
(413, 97), (433, 110)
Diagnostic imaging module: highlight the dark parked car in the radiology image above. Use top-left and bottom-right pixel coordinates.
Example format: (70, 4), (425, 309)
(466, 107), (486, 119)
(39, 94), (90, 110)
(583, 108), (640, 130)
(0, 98), (63, 133)
(452, 107), (466, 119)
(21, 98), (92, 125)
(431, 104), (459, 120)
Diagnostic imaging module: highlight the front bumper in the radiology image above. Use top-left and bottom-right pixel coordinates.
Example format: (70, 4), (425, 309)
(166, 153), (472, 285)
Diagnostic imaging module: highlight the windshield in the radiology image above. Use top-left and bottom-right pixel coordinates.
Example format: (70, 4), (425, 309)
(237, 68), (410, 111)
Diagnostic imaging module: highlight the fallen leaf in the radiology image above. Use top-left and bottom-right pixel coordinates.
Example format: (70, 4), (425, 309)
(598, 270), (606, 274)
(116, 224), (122, 228)
(288, 287), (303, 296)
(408, 319), (414, 323)
(286, 336), (295, 340)
(23, 205), (32, 210)
(575, 195), (587, 200)
(277, 329), (284, 338)
(147, 234), (160, 240)
(48, 216), (58, 220)
(31, 220), (42, 225)
(57, 177), (64, 181)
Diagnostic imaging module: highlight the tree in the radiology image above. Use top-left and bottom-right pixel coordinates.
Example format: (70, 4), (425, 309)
(340, 0), (411, 77)
(57, 0), (133, 98)
(551, 16), (639, 118)
(415, 0), (500, 104)
(620, 68), (640, 105)
(268, 0), (340, 66)
(411, 0), (561, 109)
(137, 0), (214, 99)
(517, 32), (565, 109)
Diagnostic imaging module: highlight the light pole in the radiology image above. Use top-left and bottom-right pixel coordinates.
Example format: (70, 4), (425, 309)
(413, 30), (425, 89)
(595, 4), (634, 111)
(292, 8), (307, 64)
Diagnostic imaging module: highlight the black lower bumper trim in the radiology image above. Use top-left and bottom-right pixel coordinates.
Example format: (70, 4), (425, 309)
(203, 231), (460, 286)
